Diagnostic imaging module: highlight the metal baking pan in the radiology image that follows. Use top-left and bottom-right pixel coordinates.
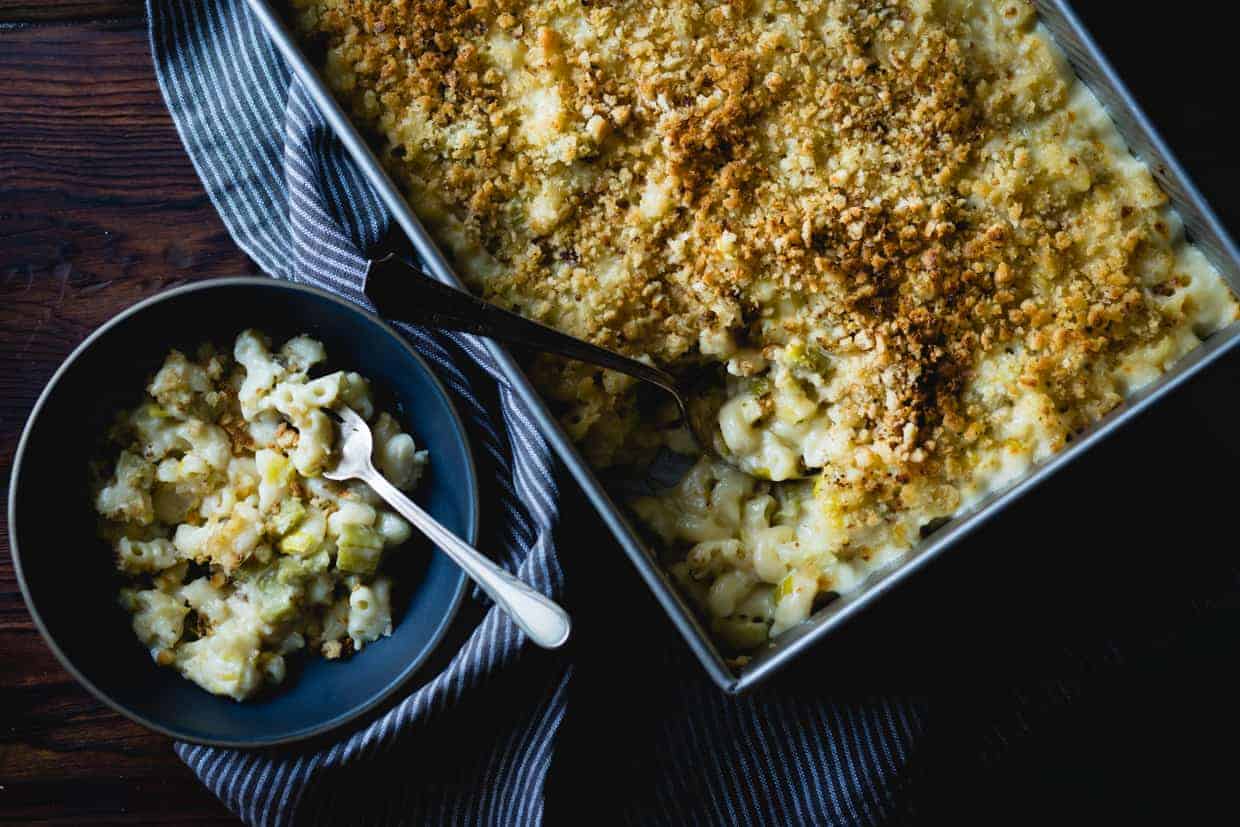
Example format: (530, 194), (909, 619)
(243, 0), (1240, 693)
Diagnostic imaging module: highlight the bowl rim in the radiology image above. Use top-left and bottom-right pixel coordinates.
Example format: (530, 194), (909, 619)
(7, 275), (478, 748)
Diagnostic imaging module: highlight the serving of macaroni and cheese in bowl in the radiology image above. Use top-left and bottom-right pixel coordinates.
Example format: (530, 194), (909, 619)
(285, 0), (1240, 661)
(9, 279), (476, 744)
(96, 330), (428, 701)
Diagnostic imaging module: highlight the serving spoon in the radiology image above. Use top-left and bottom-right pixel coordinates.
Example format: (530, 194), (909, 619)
(324, 404), (571, 649)
(363, 254), (813, 480)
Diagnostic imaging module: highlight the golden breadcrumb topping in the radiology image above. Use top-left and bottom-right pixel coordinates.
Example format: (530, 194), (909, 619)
(289, 0), (1236, 473)
(290, 1), (1237, 645)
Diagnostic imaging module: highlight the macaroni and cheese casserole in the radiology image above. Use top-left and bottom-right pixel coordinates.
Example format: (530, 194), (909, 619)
(93, 331), (426, 699)
(288, 0), (1239, 651)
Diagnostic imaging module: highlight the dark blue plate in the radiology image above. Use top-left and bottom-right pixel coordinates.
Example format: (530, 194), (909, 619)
(8, 278), (475, 746)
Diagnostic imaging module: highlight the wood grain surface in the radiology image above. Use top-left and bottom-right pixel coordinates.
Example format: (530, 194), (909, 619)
(4, 2), (1240, 825)
(1, 9), (249, 826)
(0, 1), (141, 21)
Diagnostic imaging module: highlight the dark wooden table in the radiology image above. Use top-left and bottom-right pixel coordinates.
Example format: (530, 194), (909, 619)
(3, 2), (1240, 824)
(1, 1), (251, 823)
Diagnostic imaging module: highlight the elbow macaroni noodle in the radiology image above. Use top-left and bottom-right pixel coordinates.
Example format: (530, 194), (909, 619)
(95, 331), (427, 700)
(289, 0), (1240, 658)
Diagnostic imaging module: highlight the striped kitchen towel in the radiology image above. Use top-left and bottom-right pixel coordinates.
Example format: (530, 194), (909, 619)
(145, 1), (1183, 825)
(148, 1), (572, 823)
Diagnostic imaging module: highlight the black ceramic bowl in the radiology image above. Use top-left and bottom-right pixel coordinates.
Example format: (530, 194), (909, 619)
(8, 278), (476, 746)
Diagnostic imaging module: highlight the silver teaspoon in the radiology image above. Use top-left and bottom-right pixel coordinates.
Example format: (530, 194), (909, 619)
(324, 404), (571, 649)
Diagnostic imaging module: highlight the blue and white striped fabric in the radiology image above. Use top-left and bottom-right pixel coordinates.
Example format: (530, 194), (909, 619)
(144, 1), (936, 824)
(148, 2), (572, 823)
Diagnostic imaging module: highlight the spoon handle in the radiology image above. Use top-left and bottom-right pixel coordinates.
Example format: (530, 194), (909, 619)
(361, 466), (571, 649)
(364, 254), (682, 400)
